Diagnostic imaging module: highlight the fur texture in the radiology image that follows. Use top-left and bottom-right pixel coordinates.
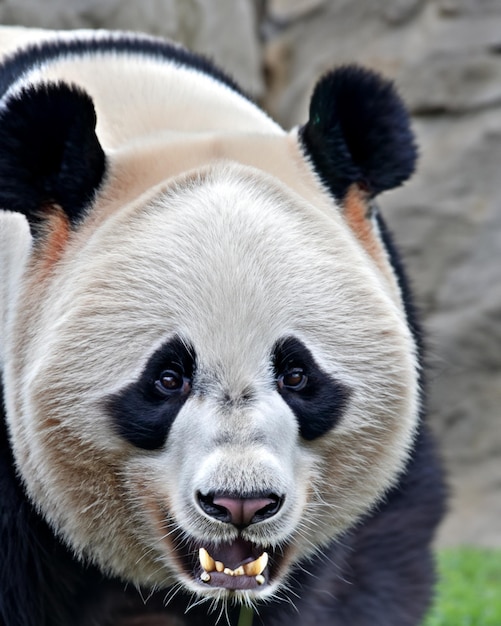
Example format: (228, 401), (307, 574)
(300, 66), (418, 199)
(0, 27), (445, 626)
(0, 82), (105, 232)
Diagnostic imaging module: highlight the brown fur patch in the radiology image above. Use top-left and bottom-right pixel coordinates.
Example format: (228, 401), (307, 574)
(343, 185), (380, 259)
(343, 184), (403, 296)
(343, 184), (408, 302)
(34, 204), (71, 275)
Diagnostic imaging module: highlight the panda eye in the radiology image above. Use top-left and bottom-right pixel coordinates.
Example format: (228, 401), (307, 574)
(278, 368), (308, 392)
(155, 368), (191, 397)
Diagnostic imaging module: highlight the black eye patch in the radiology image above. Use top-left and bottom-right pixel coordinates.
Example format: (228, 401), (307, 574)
(272, 337), (350, 441)
(105, 336), (196, 450)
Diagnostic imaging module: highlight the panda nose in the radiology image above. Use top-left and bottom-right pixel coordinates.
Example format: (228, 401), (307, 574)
(197, 492), (283, 527)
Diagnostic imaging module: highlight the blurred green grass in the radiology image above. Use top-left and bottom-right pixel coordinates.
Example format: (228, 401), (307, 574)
(423, 547), (501, 626)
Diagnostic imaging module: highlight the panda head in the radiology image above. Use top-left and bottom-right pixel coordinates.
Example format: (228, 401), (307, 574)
(0, 68), (418, 602)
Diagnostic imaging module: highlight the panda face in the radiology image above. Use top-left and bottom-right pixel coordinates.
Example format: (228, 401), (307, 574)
(6, 163), (419, 600)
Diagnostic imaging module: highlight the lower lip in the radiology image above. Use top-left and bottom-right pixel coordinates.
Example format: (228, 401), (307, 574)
(198, 569), (267, 590)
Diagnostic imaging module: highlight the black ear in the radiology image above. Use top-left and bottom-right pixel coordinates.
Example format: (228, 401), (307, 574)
(0, 82), (105, 235)
(300, 66), (417, 200)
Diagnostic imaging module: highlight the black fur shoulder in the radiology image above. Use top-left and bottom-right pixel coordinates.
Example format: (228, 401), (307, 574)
(0, 382), (111, 626)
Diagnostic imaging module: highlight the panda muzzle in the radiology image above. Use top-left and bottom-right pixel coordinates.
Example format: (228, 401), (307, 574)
(176, 492), (284, 591)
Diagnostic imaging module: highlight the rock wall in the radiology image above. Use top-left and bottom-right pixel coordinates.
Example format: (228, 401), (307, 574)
(1, 0), (500, 547)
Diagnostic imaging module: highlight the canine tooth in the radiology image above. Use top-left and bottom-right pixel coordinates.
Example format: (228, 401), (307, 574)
(200, 571), (211, 582)
(199, 548), (216, 572)
(215, 561), (224, 573)
(223, 567), (234, 576)
(256, 574), (265, 585)
(243, 561), (257, 576)
(243, 552), (269, 576)
(233, 566), (245, 576)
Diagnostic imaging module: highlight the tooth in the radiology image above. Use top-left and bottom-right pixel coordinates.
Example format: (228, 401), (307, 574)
(243, 552), (269, 576)
(199, 548), (216, 572)
(199, 550), (269, 579)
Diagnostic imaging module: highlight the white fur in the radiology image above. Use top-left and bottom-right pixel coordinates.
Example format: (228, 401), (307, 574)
(0, 212), (31, 368)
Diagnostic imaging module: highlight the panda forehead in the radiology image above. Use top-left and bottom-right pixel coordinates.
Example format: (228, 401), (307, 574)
(77, 167), (371, 318)
(84, 174), (315, 326)
(82, 167), (340, 297)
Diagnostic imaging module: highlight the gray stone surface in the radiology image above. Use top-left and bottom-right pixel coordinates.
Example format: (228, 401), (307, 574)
(1, 0), (500, 547)
(383, 110), (501, 547)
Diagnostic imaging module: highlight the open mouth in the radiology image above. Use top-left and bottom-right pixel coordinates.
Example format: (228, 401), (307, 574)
(174, 534), (281, 592)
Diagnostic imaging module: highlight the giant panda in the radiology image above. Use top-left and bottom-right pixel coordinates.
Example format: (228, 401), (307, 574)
(0, 27), (446, 626)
